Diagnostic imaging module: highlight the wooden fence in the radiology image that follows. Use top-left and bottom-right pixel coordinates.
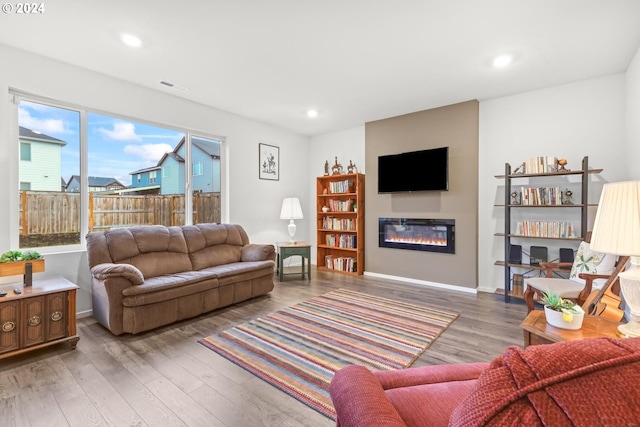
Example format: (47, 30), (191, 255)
(19, 191), (221, 235)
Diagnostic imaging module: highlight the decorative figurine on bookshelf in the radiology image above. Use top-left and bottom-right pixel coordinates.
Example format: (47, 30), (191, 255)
(511, 191), (521, 205)
(347, 160), (358, 174)
(324, 160), (329, 176)
(557, 158), (570, 172)
(562, 189), (574, 205)
(331, 157), (343, 175)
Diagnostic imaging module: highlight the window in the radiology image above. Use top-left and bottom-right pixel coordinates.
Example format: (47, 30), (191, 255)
(18, 100), (80, 248)
(20, 143), (31, 161)
(193, 161), (203, 176)
(15, 95), (222, 250)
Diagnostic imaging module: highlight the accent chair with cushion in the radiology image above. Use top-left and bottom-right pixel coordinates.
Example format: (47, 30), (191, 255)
(523, 239), (620, 312)
(329, 337), (640, 427)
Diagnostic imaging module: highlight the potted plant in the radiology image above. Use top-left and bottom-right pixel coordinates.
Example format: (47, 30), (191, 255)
(540, 291), (585, 330)
(0, 250), (45, 278)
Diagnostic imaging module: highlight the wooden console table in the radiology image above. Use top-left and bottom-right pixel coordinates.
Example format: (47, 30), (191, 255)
(520, 310), (623, 348)
(277, 242), (311, 281)
(0, 276), (79, 359)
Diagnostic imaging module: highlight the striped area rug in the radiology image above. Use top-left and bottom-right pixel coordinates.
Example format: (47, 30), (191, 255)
(198, 288), (458, 419)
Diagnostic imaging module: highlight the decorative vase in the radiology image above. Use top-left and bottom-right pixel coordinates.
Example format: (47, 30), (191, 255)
(322, 206), (329, 212)
(544, 305), (584, 330)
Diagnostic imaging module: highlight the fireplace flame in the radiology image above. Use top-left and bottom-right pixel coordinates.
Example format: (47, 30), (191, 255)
(385, 236), (447, 246)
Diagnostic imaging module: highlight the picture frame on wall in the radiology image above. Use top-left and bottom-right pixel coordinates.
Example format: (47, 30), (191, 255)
(259, 143), (279, 180)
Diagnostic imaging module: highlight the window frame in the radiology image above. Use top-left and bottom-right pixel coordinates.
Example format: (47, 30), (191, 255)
(11, 90), (225, 253)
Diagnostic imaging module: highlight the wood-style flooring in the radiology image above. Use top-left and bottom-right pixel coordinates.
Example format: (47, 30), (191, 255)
(0, 268), (528, 426)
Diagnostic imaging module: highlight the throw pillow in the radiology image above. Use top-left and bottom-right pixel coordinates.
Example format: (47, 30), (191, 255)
(569, 241), (615, 286)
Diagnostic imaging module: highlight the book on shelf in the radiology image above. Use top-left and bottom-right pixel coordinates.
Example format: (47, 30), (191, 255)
(519, 186), (563, 205)
(523, 156), (557, 174)
(322, 217), (356, 231)
(327, 198), (355, 212)
(514, 221), (575, 238)
(324, 256), (356, 272)
(325, 233), (357, 248)
(327, 179), (354, 194)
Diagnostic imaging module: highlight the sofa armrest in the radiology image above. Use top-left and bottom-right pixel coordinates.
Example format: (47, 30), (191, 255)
(91, 262), (145, 285)
(241, 244), (276, 262)
(330, 365), (407, 427)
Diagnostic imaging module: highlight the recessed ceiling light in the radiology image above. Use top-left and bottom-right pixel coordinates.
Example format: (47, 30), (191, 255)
(492, 54), (512, 68)
(306, 109), (318, 118)
(121, 33), (142, 48)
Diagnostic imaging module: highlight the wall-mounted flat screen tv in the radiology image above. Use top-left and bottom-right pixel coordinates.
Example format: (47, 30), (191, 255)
(378, 146), (448, 193)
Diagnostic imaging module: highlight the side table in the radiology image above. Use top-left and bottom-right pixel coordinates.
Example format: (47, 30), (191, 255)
(277, 242), (311, 281)
(0, 276), (79, 359)
(520, 310), (623, 348)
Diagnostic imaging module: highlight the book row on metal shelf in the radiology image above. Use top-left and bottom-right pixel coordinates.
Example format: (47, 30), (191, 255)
(514, 221), (576, 238)
(321, 217), (357, 231)
(324, 233), (357, 249)
(515, 186), (571, 206)
(324, 255), (357, 272)
(326, 179), (355, 194)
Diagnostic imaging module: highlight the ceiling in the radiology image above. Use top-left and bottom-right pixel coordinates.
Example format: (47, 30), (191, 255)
(1, 0), (640, 136)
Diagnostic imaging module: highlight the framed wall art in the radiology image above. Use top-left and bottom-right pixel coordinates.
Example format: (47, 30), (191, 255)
(259, 143), (279, 180)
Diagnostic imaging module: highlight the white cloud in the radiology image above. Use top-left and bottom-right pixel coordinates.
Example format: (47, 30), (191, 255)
(98, 122), (142, 141)
(19, 107), (66, 134)
(124, 143), (172, 163)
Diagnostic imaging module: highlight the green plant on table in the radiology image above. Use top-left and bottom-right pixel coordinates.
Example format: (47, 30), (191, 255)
(540, 290), (583, 322)
(0, 250), (42, 263)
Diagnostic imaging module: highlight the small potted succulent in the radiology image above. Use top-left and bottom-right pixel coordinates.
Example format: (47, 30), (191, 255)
(540, 290), (585, 330)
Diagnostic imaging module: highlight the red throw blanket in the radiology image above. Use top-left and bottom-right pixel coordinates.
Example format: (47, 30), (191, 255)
(450, 337), (640, 427)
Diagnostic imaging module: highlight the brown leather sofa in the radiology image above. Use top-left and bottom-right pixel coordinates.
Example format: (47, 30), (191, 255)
(86, 223), (276, 335)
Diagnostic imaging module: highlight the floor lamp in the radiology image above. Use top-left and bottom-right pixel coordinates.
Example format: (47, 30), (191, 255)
(280, 197), (303, 242)
(589, 181), (640, 337)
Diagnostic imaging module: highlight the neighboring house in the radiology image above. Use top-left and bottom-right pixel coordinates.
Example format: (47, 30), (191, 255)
(66, 175), (126, 192)
(129, 165), (162, 194)
(155, 136), (221, 195)
(19, 126), (67, 191)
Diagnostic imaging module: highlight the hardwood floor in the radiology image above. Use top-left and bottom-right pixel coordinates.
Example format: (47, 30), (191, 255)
(0, 268), (528, 426)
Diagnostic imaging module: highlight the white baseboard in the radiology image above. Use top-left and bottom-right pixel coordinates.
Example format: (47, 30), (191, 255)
(477, 286), (498, 294)
(363, 271), (477, 294)
(76, 309), (93, 319)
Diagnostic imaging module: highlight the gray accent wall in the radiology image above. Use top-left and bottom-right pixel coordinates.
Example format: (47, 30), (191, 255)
(364, 100), (479, 289)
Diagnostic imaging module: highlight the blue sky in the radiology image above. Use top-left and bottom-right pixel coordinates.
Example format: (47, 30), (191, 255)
(19, 101), (184, 186)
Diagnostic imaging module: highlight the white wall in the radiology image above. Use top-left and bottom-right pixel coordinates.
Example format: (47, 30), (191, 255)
(626, 46), (640, 179)
(308, 126), (365, 263)
(0, 44), (309, 314)
(478, 74), (628, 292)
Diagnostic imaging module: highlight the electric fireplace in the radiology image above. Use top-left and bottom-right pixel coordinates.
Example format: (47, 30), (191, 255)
(379, 218), (455, 254)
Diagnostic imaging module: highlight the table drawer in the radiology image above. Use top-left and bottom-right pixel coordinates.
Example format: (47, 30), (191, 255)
(282, 247), (310, 257)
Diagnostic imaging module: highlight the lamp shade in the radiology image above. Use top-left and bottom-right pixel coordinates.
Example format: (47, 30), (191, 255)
(280, 197), (303, 220)
(590, 181), (640, 256)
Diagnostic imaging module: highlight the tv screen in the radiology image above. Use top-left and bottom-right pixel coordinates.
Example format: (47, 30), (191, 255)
(378, 147), (448, 193)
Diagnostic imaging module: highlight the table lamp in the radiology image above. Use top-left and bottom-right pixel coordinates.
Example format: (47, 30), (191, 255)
(589, 181), (640, 337)
(280, 197), (303, 242)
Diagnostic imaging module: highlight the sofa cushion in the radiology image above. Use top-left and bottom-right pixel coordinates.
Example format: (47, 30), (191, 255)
(92, 225), (192, 278)
(122, 272), (219, 306)
(450, 337), (640, 427)
(387, 380), (479, 427)
(184, 224), (250, 269)
(201, 261), (275, 286)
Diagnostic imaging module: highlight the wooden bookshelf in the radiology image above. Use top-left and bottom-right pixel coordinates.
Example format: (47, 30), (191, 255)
(316, 173), (364, 275)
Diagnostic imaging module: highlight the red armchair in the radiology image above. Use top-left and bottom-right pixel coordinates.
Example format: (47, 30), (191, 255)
(330, 337), (640, 427)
